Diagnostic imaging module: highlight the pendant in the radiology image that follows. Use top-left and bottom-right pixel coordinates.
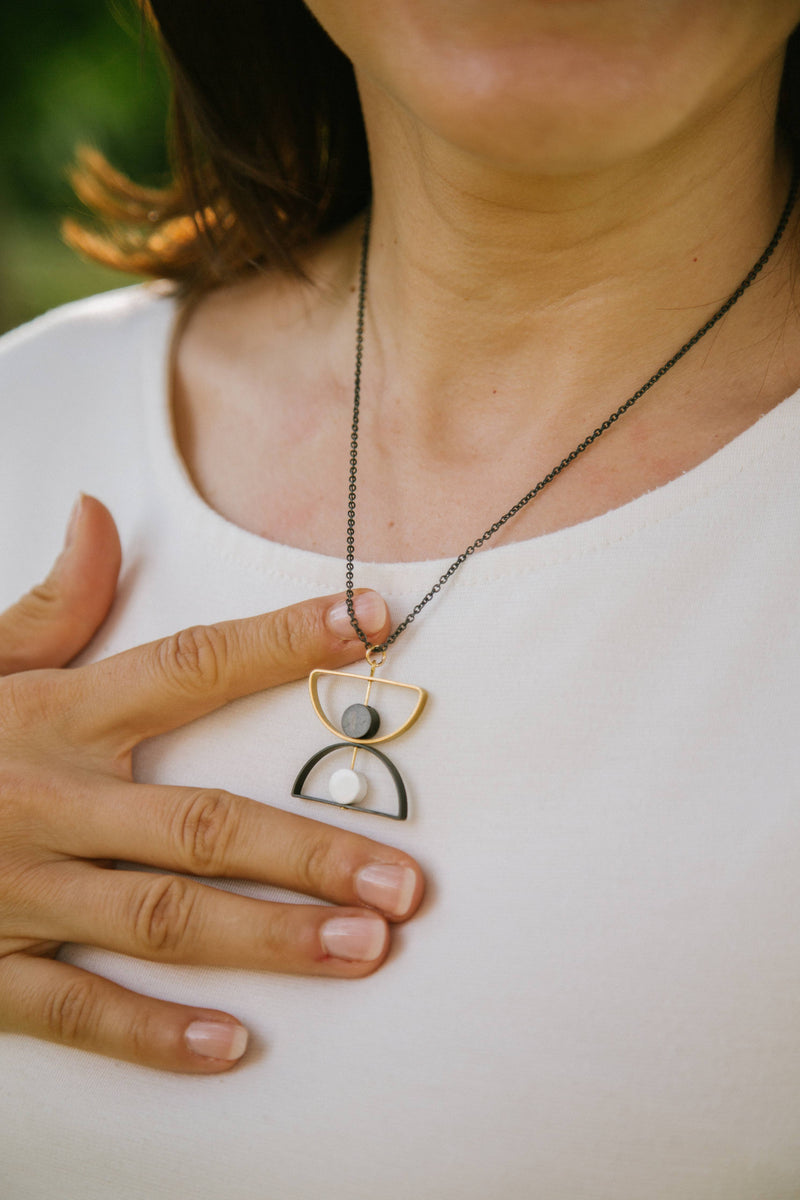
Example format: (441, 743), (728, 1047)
(292, 649), (427, 820)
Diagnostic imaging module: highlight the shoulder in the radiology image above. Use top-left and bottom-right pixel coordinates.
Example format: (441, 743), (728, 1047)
(0, 285), (179, 601)
(0, 283), (176, 380)
(0, 283), (178, 458)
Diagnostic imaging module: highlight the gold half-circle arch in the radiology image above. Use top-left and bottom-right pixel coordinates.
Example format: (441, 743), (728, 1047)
(308, 669), (427, 745)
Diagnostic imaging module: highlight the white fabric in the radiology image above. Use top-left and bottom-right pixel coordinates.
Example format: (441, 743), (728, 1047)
(0, 285), (799, 1199)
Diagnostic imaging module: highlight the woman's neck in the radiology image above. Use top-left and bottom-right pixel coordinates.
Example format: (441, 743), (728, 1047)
(356, 62), (793, 456)
(173, 50), (800, 562)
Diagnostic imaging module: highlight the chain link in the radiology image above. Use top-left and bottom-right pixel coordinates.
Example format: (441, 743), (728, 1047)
(345, 172), (799, 653)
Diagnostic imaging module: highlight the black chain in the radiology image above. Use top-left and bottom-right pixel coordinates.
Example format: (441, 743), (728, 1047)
(345, 171), (799, 654)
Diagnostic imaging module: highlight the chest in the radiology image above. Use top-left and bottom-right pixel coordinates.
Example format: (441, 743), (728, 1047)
(55, 506), (800, 1198)
(172, 363), (775, 563)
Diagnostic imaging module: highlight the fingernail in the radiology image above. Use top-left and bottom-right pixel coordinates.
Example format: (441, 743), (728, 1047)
(185, 1020), (249, 1061)
(355, 864), (417, 918)
(64, 493), (85, 552)
(326, 591), (388, 640)
(320, 916), (387, 962)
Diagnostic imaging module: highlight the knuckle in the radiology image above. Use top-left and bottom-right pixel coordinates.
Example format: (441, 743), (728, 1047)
(127, 1006), (167, 1064)
(267, 605), (317, 666)
(43, 976), (99, 1045)
(0, 760), (26, 818)
(294, 828), (343, 896)
(23, 579), (62, 614)
(261, 902), (298, 956)
(0, 670), (65, 744)
(174, 789), (239, 874)
(156, 624), (230, 697)
(131, 875), (196, 957)
(0, 579), (67, 676)
(10, 582), (64, 641)
(0, 847), (50, 924)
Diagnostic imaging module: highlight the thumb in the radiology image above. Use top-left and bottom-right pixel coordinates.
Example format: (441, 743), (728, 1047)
(0, 494), (122, 675)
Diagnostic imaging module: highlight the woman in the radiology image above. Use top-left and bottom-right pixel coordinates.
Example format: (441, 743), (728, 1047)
(1, 1), (800, 1195)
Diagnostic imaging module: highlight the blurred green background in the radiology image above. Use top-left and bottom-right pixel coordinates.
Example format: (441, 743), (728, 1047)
(0, 0), (169, 335)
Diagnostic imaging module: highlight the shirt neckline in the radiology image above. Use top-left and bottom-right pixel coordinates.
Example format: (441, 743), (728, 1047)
(140, 287), (800, 594)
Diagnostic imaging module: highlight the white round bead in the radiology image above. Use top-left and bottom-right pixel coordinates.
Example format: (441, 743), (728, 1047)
(329, 768), (369, 806)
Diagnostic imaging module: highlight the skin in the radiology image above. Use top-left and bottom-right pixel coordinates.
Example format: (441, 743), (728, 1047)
(175, 0), (800, 562)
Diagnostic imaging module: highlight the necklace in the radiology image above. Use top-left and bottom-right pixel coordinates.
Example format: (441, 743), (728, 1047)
(293, 172), (798, 820)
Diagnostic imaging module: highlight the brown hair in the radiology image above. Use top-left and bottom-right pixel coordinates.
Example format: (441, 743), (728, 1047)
(66, 2), (800, 293)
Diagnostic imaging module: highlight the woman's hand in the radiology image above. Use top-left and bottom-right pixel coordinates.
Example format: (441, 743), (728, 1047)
(0, 496), (423, 1073)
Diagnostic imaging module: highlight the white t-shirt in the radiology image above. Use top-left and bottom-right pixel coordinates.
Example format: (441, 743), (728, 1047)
(0, 286), (799, 1200)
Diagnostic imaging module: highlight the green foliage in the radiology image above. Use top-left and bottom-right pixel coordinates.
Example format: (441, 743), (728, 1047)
(0, 0), (170, 332)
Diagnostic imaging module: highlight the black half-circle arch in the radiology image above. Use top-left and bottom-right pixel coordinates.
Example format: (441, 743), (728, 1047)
(291, 742), (408, 821)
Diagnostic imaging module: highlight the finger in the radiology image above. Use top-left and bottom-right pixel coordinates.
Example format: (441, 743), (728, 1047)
(44, 864), (392, 977)
(0, 953), (249, 1073)
(53, 779), (424, 920)
(0, 495), (121, 675)
(69, 587), (391, 749)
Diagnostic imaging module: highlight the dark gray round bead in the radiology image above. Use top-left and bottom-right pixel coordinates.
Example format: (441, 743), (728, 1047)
(341, 703), (381, 739)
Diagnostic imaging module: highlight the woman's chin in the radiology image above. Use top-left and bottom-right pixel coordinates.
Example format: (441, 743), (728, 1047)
(322, 0), (800, 179)
(361, 61), (720, 183)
